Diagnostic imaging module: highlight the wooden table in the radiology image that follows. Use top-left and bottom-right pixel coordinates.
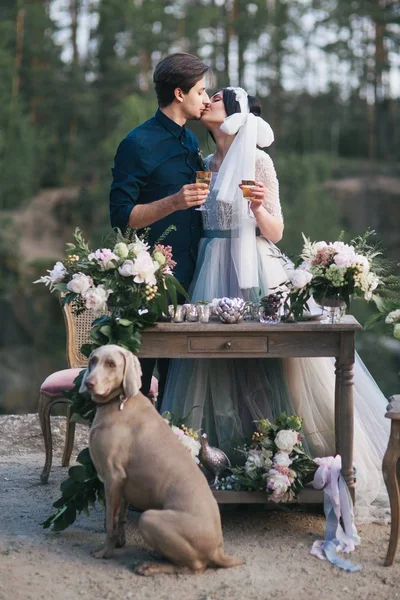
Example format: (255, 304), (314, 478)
(138, 316), (362, 503)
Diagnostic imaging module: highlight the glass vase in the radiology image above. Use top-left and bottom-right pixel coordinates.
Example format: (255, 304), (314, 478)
(314, 293), (347, 324)
(258, 295), (282, 324)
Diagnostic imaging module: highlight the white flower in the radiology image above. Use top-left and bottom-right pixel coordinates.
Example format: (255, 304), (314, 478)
(34, 261), (67, 290)
(354, 254), (369, 272)
(179, 434), (201, 463)
(132, 251), (158, 285)
(171, 425), (201, 462)
(314, 241), (327, 252)
(128, 236), (150, 256)
(49, 261), (67, 283)
(290, 268), (313, 290)
(83, 285), (112, 315)
(113, 242), (129, 259)
(266, 470), (291, 502)
(386, 310), (400, 325)
(334, 247), (357, 267)
(358, 270), (379, 300)
(118, 259), (135, 277)
(275, 429), (299, 453)
(273, 451), (292, 467)
(88, 248), (118, 270)
(245, 451), (262, 473)
(66, 273), (93, 295)
(332, 241), (348, 252)
(298, 261), (311, 271)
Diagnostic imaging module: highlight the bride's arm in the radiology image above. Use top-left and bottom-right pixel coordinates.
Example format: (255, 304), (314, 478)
(245, 151), (284, 244)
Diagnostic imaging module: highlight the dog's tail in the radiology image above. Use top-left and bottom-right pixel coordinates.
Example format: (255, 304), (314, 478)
(211, 547), (243, 569)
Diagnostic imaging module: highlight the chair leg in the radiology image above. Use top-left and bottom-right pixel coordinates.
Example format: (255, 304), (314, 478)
(38, 392), (56, 484)
(383, 445), (400, 566)
(62, 404), (76, 467)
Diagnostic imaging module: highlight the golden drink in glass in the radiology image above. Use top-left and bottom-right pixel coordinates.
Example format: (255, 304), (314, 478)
(196, 171), (212, 186)
(241, 179), (255, 215)
(195, 171), (212, 211)
(241, 179), (255, 198)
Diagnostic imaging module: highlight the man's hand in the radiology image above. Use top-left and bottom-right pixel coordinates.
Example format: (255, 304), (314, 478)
(172, 183), (209, 210)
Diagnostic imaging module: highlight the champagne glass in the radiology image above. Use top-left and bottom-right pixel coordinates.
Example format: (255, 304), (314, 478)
(195, 171), (212, 212)
(241, 179), (256, 215)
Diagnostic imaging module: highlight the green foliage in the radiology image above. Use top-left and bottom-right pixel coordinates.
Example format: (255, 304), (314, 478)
(0, 105), (46, 209)
(42, 448), (104, 532)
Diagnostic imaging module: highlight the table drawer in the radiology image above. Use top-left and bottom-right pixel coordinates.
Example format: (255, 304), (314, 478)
(187, 336), (268, 353)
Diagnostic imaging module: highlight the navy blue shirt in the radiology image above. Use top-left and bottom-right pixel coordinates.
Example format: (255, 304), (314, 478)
(110, 109), (203, 288)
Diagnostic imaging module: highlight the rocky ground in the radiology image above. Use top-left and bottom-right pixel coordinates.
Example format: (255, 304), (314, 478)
(0, 414), (399, 600)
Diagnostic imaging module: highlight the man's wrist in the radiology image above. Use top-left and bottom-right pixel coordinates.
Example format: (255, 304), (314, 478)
(169, 193), (178, 212)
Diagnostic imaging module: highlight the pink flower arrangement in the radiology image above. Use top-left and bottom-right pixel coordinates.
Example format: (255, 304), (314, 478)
(153, 244), (177, 274)
(221, 414), (317, 502)
(34, 228), (186, 323)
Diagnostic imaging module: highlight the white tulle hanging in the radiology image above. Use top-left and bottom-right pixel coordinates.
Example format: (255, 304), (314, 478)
(213, 87), (275, 289)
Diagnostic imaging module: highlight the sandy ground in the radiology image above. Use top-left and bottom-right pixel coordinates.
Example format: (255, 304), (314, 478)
(0, 415), (399, 600)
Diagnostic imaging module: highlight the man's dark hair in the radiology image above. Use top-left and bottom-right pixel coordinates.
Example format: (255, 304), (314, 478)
(153, 53), (210, 107)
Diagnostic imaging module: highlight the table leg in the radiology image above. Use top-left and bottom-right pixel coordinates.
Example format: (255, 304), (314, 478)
(334, 361), (343, 456)
(336, 349), (355, 503)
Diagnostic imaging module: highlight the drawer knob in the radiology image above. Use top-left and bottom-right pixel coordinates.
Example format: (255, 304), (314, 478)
(223, 341), (232, 349)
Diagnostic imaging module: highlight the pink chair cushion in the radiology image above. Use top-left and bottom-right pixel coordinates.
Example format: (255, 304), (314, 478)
(41, 370), (158, 398)
(40, 368), (83, 397)
(148, 375), (159, 398)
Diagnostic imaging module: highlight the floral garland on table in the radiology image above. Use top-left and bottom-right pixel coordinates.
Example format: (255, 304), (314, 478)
(216, 413), (317, 503)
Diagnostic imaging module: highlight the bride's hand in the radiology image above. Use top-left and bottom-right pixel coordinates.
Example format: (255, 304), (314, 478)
(239, 181), (265, 213)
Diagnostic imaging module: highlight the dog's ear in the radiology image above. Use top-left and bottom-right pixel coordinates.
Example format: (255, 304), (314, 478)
(121, 349), (142, 398)
(79, 363), (91, 394)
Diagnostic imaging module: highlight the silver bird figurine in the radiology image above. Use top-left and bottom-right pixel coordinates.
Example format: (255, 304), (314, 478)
(199, 433), (231, 487)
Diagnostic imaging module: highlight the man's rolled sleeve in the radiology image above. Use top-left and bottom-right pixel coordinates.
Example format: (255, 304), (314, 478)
(109, 137), (147, 231)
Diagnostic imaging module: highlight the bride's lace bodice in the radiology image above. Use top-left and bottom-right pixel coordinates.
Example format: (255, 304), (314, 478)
(202, 149), (283, 230)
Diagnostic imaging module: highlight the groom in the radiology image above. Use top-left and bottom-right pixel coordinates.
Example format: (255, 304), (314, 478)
(109, 52), (211, 404)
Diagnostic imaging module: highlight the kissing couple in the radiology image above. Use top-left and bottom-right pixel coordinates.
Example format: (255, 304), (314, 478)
(110, 52), (390, 524)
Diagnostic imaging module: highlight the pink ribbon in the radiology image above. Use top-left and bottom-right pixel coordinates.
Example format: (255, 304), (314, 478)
(311, 455), (361, 571)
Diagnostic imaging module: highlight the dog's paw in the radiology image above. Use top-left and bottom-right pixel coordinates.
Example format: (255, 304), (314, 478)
(91, 545), (114, 559)
(135, 562), (161, 577)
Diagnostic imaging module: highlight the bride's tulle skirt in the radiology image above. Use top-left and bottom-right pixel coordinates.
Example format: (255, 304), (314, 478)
(161, 236), (390, 523)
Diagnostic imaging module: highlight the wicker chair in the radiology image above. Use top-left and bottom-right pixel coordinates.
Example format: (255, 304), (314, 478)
(38, 304), (94, 484)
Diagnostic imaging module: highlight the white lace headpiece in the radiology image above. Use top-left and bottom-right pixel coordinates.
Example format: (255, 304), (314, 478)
(213, 86), (275, 290)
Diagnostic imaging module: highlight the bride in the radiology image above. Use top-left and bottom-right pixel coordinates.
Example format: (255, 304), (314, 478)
(161, 86), (390, 524)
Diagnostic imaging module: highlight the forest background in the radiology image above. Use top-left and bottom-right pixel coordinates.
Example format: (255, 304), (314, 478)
(1, 0), (399, 413)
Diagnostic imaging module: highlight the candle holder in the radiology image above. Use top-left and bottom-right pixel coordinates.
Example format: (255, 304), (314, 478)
(185, 304), (199, 322)
(197, 304), (211, 323)
(168, 304), (186, 323)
